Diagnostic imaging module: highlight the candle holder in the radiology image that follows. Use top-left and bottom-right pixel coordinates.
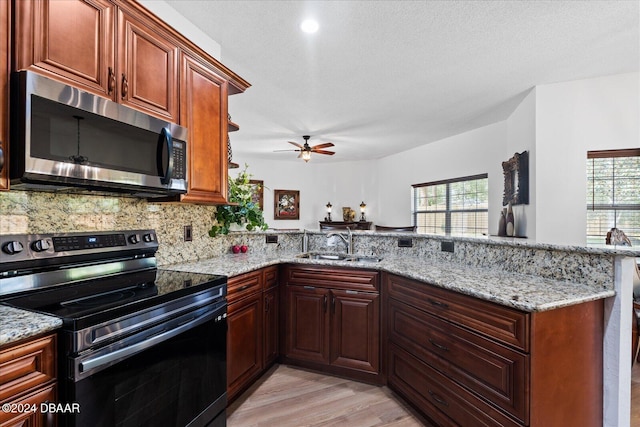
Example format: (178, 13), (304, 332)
(359, 201), (367, 222)
(325, 202), (332, 222)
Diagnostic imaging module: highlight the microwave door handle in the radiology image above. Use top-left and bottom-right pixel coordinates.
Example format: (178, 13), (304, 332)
(160, 127), (174, 185)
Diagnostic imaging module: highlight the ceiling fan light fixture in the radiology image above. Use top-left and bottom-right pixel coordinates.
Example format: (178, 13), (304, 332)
(301, 150), (312, 162)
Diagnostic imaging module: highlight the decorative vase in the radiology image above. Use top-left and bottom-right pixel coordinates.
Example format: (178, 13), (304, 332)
(228, 222), (247, 232)
(498, 209), (507, 236)
(506, 203), (515, 237)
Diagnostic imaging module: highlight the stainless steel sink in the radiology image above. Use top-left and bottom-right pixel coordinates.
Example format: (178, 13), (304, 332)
(349, 256), (384, 263)
(297, 253), (351, 261)
(296, 253), (383, 263)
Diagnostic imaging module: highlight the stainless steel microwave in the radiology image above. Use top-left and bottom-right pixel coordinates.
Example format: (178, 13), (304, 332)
(10, 71), (188, 197)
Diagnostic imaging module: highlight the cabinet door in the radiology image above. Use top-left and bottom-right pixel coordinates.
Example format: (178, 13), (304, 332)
(330, 289), (379, 373)
(227, 292), (263, 401)
(14, 0), (115, 97)
(0, 0), (8, 190)
(263, 287), (279, 367)
(285, 286), (330, 364)
(117, 8), (178, 122)
(179, 53), (229, 204)
(0, 383), (56, 427)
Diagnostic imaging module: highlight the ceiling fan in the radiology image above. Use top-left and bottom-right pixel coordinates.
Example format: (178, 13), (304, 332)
(274, 135), (335, 162)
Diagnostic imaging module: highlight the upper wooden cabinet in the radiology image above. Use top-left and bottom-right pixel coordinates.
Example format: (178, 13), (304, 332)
(14, 0), (115, 97)
(0, 0), (9, 191)
(14, 0), (178, 122)
(179, 53), (228, 204)
(116, 5), (179, 121)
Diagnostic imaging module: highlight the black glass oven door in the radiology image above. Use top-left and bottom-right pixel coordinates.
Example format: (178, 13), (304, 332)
(60, 303), (227, 427)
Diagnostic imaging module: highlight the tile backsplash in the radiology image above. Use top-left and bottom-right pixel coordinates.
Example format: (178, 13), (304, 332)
(0, 190), (226, 265)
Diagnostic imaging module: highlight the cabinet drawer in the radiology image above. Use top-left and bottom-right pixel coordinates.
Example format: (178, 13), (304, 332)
(263, 266), (278, 290)
(0, 334), (56, 403)
(386, 274), (529, 351)
(228, 270), (262, 304)
(286, 265), (378, 292)
(388, 299), (528, 423)
(388, 343), (522, 427)
(0, 382), (56, 425)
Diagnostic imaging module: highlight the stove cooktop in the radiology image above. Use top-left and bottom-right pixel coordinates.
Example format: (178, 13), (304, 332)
(2, 269), (226, 330)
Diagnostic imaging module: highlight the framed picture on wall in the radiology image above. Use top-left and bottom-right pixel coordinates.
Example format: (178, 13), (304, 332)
(249, 180), (264, 210)
(274, 189), (300, 220)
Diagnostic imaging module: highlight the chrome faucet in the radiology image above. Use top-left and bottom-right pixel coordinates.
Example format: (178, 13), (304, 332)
(327, 227), (353, 254)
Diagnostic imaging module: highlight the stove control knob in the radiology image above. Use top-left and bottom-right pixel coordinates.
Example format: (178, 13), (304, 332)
(2, 241), (24, 255)
(31, 239), (50, 252)
(128, 234), (141, 244)
(143, 233), (156, 243)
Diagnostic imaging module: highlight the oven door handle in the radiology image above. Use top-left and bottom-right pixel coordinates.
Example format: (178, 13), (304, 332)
(79, 305), (220, 375)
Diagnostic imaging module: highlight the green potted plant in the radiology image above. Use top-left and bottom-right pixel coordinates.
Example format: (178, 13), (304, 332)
(209, 165), (268, 237)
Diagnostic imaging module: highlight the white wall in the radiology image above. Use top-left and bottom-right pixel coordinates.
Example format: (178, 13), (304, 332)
(231, 156), (378, 230)
(535, 73), (639, 245)
(374, 121), (507, 231)
(506, 88), (537, 239)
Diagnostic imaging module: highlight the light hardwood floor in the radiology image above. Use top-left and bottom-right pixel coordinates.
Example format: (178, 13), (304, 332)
(229, 363), (640, 426)
(227, 365), (427, 427)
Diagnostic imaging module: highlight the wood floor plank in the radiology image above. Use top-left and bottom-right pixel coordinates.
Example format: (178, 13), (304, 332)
(230, 362), (640, 426)
(227, 365), (425, 427)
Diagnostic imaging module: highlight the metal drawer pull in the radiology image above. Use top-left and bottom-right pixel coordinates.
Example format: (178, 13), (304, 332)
(238, 285), (250, 291)
(428, 390), (449, 406)
(303, 286), (315, 290)
(428, 298), (449, 309)
(429, 339), (449, 352)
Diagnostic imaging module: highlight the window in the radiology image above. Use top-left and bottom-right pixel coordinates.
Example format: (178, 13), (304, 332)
(412, 174), (488, 236)
(587, 149), (640, 246)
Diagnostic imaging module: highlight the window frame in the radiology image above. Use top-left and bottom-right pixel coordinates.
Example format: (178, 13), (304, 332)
(412, 173), (488, 236)
(586, 148), (640, 246)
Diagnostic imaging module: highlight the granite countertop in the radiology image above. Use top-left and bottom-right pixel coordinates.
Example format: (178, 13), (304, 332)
(0, 249), (617, 346)
(0, 305), (63, 347)
(163, 252), (615, 313)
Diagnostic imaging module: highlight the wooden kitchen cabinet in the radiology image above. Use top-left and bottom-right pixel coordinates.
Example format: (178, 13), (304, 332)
(0, 0), (8, 191)
(0, 333), (57, 427)
(227, 266), (279, 403)
(179, 52), (228, 204)
(282, 265), (381, 384)
(14, 0), (115, 98)
(385, 273), (603, 427)
(15, 0), (178, 122)
(263, 267), (279, 367)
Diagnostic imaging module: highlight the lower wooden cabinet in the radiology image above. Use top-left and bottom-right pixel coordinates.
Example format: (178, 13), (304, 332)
(384, 273), (603, 427)
(227, 266), (279, 403)
(282, 265), (381, 384)
(0, 333), (57, 427)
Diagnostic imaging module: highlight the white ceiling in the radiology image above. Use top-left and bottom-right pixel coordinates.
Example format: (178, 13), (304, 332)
(165, 0), (639, 163)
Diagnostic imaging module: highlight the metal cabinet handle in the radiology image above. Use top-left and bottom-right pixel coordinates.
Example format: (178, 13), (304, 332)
(323, 295), (328, 313)
(265, 296), (270, 312)
(108, 67), (115, 94)
(121, 73), (128, 99)
(331, 297), (336, 314)
(0, 146), (4, 173)
(428, 298), (449, 309)
(428, 390), (449, 406)
(238, 285), (250, 291)
(429, 338), (449, 352)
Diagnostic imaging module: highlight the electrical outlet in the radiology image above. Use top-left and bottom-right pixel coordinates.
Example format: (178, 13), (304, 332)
(184, 225), (193, 242)
(398, 238), (413, 248)
(441, 241), (454, 253)
(266, 235), (278, 244)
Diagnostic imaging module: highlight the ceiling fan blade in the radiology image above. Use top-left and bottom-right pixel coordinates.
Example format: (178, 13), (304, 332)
(312, 149), (335, 155)
(311, 142), (334, 149)
(273, 149), (301, 152)
(288, 141), (304, 149)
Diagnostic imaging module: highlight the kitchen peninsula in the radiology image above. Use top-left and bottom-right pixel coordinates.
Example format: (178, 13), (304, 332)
(4, 229), (633, 426)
